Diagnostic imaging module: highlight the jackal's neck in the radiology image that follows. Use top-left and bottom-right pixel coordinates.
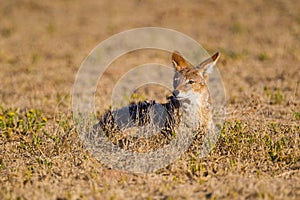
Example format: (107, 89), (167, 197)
(179, 92), (200, 116)
(179, 90), (211, 129)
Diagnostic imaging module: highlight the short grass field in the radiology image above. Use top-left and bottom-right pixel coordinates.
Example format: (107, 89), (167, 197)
(0, 0), (299, 199)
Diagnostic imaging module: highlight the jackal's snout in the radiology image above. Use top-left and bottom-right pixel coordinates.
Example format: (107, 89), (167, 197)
(173, 89), (180, 97)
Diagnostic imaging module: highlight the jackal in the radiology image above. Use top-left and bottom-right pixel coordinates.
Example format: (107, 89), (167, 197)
(172, 51), (220, 131)
(97, 51), (220, 141)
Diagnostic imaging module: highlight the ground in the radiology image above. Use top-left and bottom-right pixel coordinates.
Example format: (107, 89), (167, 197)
(0, 0), (299, 199)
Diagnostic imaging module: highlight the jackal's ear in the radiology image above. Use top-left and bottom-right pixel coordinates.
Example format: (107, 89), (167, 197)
(197, 52), (220, 76)
(172, 51), (189, 71)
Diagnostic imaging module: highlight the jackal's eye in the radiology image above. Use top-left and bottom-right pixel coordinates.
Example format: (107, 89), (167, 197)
(188, 80), (195, 84)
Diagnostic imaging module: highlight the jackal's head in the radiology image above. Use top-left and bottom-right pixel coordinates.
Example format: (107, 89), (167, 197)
(171, 51), (220, 106)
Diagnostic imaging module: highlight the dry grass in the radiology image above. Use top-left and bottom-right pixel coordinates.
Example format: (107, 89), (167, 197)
(0, 0), (300, 199)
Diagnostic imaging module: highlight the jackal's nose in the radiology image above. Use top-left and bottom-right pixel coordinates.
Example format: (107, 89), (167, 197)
(173, 90), (179, 97)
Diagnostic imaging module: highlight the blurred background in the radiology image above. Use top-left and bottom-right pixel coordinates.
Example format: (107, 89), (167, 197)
(1, 0), (299, 114)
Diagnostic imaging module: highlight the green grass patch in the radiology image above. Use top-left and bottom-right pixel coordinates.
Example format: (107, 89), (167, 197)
(258, 52), (270, 62)
(294, 111), (300, 120)
(230, 22), (245, 34)
(264, 86), (285, 104)
(0, 106), (47, 138)
(219, 48), (249, 60)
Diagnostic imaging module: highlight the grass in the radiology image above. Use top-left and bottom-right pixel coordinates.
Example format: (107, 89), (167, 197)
(1, 105), (299, 199)
(0, 27), (15, 38)
(294, 111), (300, 120)
(219, 48), (249, 60)
(264, 86), (285, 105)
(46, 23), (56, 34)
(258, 52), (270, 62)
(0, 107), (47, 138)
(230, 22), (245, 34)
(0, 0), (300, 199)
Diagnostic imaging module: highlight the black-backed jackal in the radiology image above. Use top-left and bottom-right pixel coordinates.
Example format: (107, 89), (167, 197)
(98, 51), (220, 144)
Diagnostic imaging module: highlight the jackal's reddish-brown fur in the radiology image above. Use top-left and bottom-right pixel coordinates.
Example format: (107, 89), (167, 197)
(172, 51), (220, 130)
